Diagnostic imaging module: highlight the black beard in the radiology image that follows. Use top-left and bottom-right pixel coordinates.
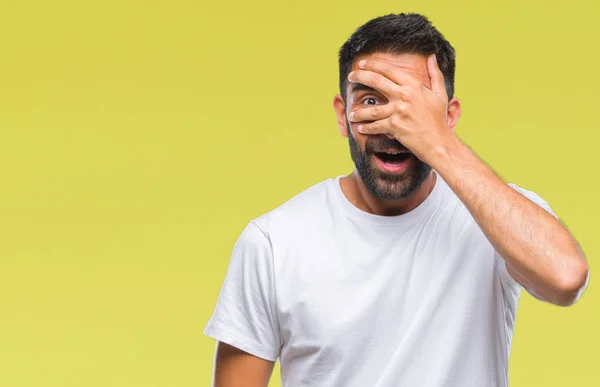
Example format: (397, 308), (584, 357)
(347, 126), (432, 201)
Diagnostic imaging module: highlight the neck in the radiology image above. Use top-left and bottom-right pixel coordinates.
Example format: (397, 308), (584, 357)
(339, 171), (437, 217)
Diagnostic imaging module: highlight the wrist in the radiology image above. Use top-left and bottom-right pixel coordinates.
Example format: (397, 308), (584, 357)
(426, 133), (465, 172)
(431, 134), (497, 193)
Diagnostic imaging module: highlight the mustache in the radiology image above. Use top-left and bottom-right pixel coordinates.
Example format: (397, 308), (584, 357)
(364, 135), (410, 154)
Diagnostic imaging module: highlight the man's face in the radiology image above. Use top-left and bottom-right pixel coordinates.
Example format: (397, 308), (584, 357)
(345, 53), (433, 201)
(347, 123), (432, 201)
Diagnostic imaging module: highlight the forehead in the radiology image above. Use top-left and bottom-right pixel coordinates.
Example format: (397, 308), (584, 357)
(351, 52), (430, 87)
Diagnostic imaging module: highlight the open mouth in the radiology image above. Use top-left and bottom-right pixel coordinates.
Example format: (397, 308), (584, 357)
(374, 151), (412, 164)
(373, 151), (413, 173)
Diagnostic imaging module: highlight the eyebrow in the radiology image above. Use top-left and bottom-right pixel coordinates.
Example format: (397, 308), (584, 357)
(351, 83), (377, 93)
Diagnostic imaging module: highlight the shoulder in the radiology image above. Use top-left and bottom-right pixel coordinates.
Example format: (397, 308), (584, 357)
(438, 176), (557, 220)
(250, 177), (336, 237)
(506, 182), (558, 218)
(506, 182), (543, 200)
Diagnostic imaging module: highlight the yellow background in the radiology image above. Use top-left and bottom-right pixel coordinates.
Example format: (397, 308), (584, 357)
(0, 0), (597, 386)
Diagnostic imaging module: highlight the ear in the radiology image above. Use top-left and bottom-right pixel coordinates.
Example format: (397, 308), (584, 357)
(333, 94), (349, 138)
(446, 97), (462, 134)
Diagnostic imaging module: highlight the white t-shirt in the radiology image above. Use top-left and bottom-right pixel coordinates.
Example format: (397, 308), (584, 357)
(204, 172), (557, 387)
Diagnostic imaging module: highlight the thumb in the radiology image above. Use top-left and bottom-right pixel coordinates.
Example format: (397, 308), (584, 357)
(427, 54), (447, 98)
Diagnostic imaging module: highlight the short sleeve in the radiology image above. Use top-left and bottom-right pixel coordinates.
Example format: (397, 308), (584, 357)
(495, 183), (559, 301)
(203, 221), (281, 361)
(507, 183), (559, 220)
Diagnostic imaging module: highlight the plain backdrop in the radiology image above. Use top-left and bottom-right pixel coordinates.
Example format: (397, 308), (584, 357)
(0, 0), (597, 386)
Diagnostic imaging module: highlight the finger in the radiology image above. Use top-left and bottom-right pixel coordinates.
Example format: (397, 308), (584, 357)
(349, 104), (394, 123)
(357, 59), (420, 88)
(348, 70), (399, 97)
(356, 117), (393, 135)
(427, 54), (447, 98)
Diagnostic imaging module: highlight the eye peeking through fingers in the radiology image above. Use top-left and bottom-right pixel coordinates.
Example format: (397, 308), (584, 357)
(362, 97), (381, 106)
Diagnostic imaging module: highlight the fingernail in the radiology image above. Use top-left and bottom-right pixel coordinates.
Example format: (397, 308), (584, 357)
(359, 60), (366, 68)
(349, 111), (355, 119)
(347, 72), (354, 81)
(357, 124), (363, 133)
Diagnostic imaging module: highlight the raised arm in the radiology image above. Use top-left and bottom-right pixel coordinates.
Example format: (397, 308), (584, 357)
(346, 55), (589, 306)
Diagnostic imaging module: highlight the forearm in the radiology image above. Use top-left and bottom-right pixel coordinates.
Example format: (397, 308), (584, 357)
(431, 135), (589, 305)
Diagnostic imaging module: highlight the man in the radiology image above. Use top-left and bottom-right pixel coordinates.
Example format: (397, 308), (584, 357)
(204, 13), (590, 387)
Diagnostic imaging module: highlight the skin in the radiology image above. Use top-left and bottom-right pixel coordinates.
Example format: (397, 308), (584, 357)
(334, 51), (589, 307)
(334, 52), (461, 215)
(212, 342), (275, 387)
(213, 51), (590, 387)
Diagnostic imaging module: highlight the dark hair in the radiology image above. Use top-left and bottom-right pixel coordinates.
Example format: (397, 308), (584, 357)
(338, 13), (456, 101)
